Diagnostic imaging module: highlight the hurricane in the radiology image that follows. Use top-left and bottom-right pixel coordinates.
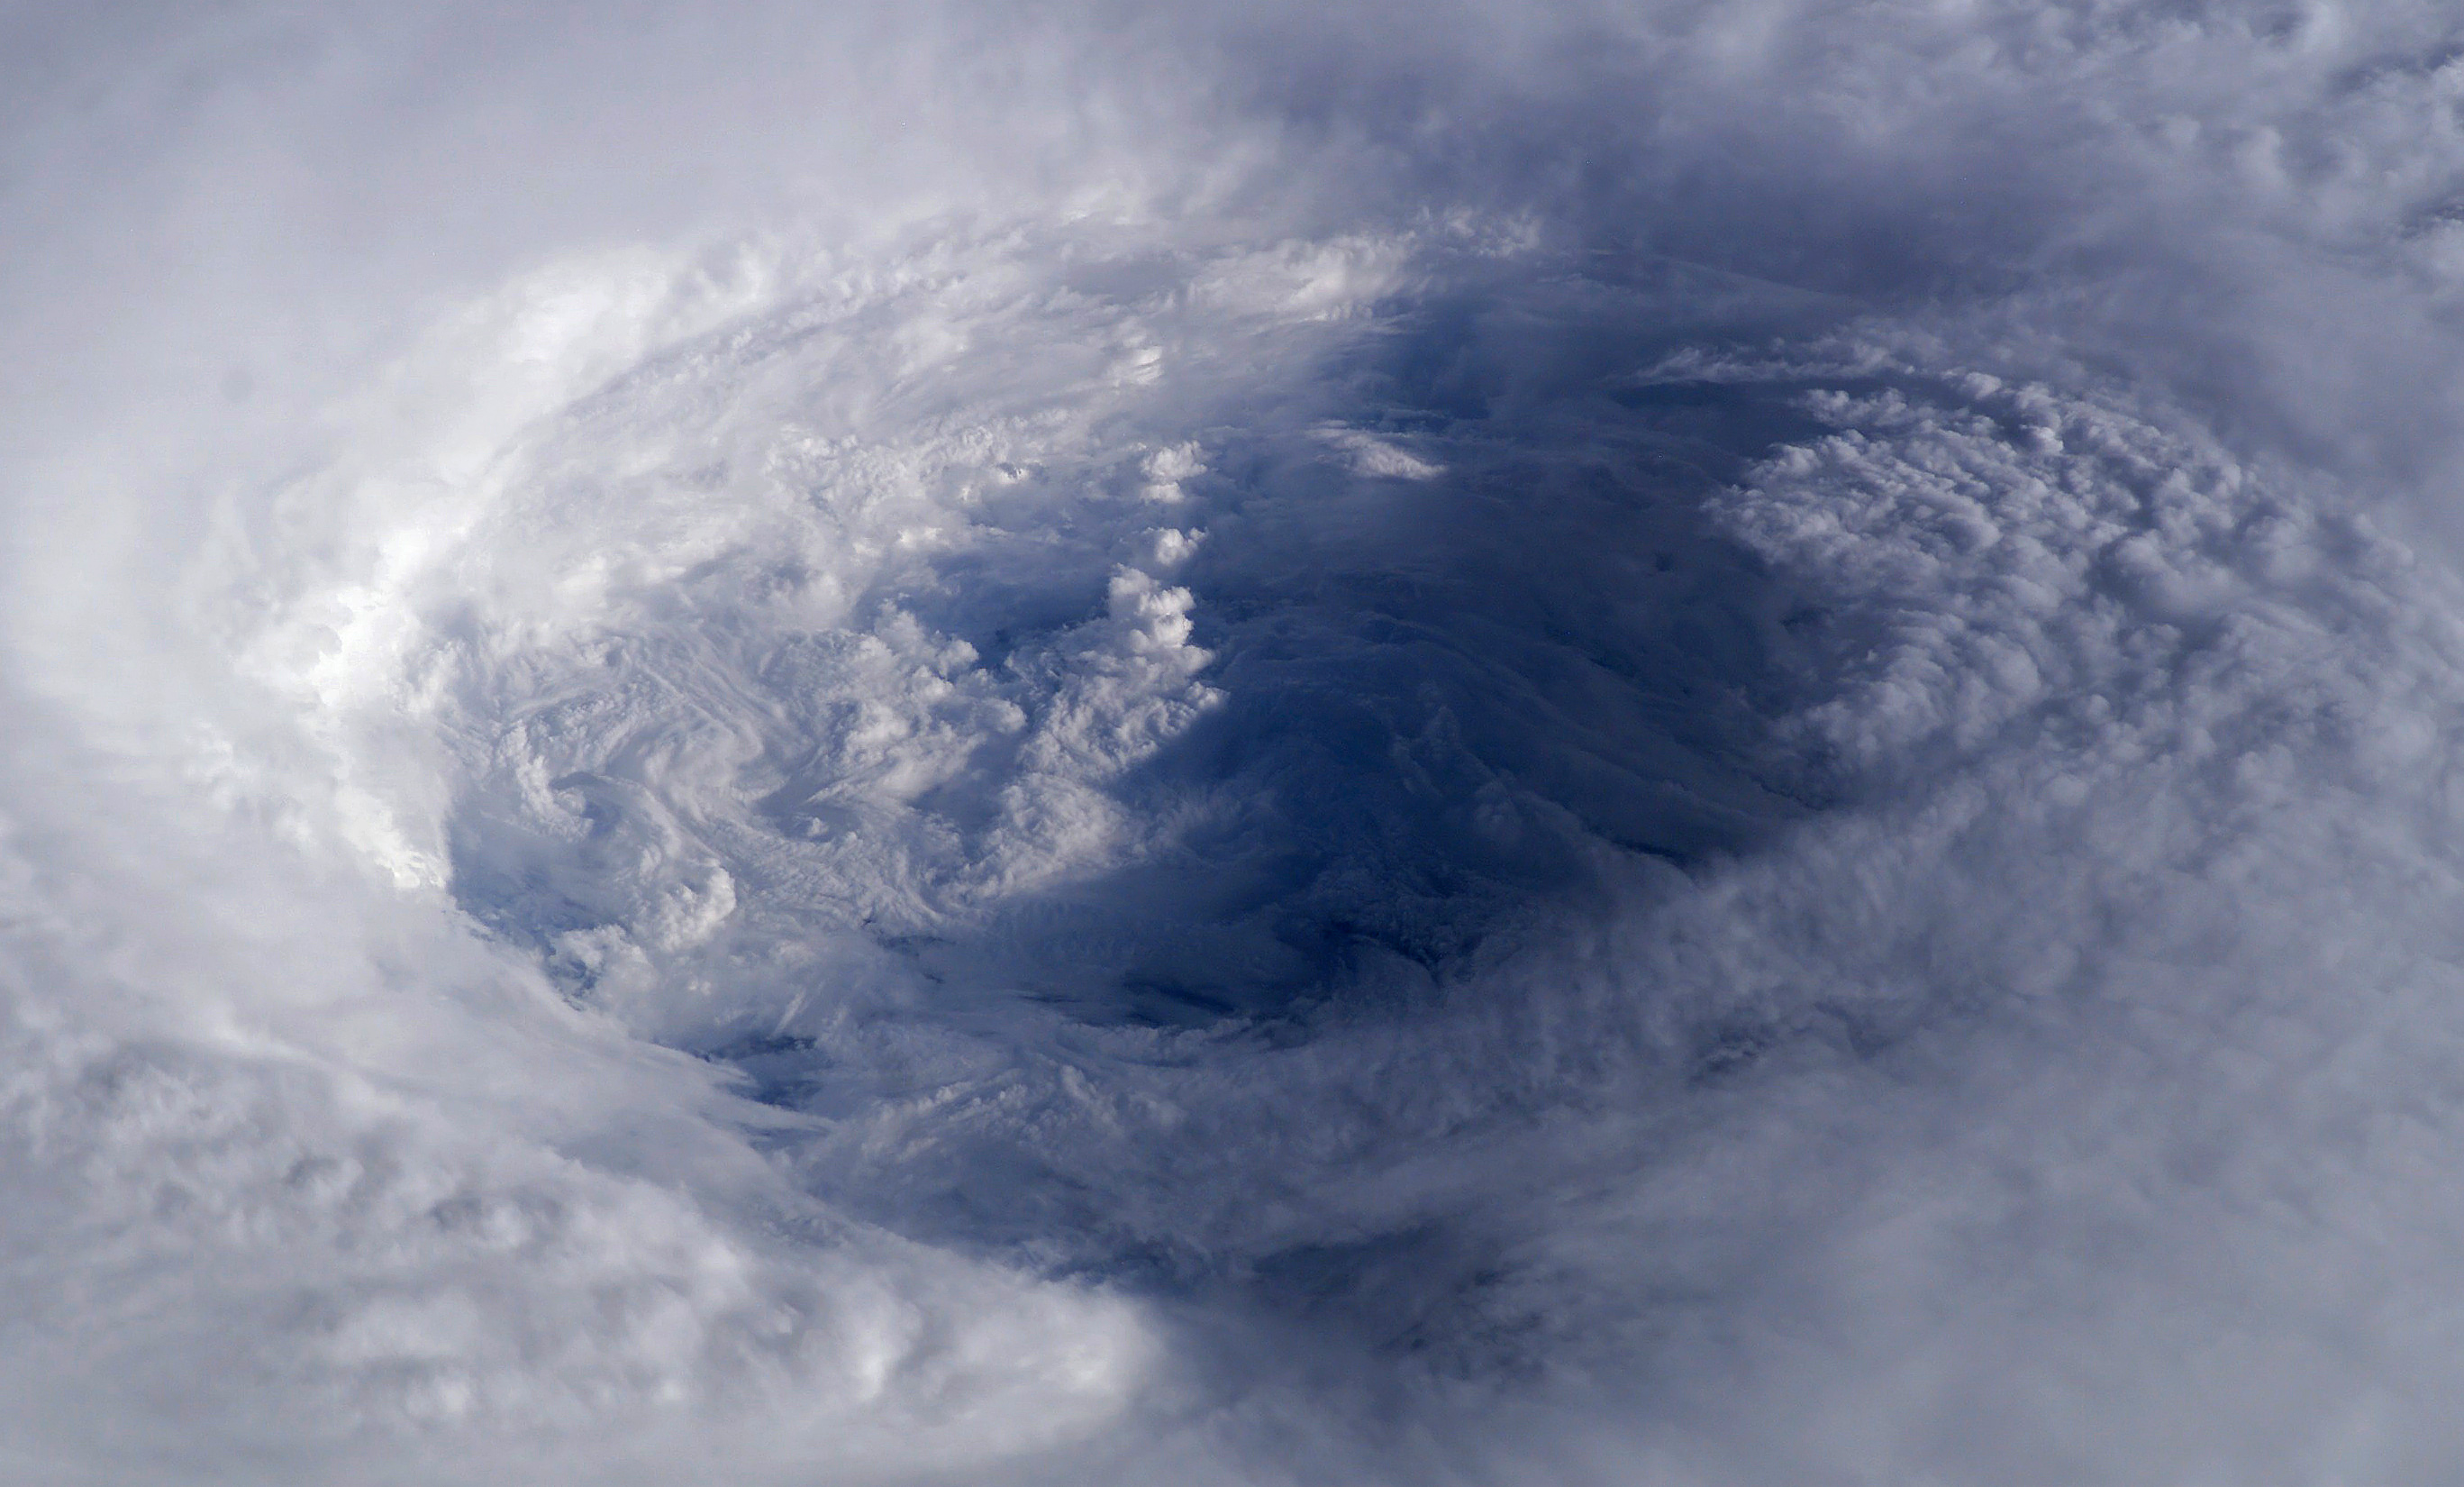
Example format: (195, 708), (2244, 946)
(6, 3), (2464, 1482)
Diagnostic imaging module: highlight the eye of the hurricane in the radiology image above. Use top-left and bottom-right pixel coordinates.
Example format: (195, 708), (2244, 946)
(332, 214), (2401, 1406)
(435, 258), (1836, 1065)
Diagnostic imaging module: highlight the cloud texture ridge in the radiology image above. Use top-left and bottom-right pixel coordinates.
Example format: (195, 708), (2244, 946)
(9, 1), (2464, 1481)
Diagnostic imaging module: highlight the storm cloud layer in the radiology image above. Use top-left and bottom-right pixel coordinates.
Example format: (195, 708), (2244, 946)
(7, 2), (2464, 1482)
